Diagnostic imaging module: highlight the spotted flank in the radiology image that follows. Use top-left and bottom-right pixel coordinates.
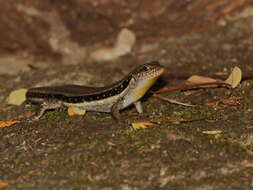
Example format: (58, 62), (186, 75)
(26, 77), (132, 103)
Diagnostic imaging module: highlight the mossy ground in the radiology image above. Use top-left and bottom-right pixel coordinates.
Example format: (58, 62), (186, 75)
(1, 79), (253, 189)
(1, 14), (253, 190)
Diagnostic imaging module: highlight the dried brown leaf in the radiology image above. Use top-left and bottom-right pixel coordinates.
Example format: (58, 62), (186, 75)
(244, 163), (253, 167)
(0, 181), (7, 189)
(205, 98), (240, 108)
(186, 75), (218, 84)
(131, 121), (156, 130)
(205, 101), (220, 108)
(221, 98), (241, 106)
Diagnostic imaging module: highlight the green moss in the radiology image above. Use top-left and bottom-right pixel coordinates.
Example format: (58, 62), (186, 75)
(39, 109), (68, 122)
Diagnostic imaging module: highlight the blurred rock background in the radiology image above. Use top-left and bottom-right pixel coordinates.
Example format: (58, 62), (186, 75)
(0, 0), (253, 75)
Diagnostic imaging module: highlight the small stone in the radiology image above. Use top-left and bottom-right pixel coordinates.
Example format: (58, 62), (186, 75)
(90, 28), (136, 62)
(113, 28), (136, 57)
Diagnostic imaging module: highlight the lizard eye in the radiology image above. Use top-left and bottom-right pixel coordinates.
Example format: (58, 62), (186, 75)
(140, 66), (149, 72)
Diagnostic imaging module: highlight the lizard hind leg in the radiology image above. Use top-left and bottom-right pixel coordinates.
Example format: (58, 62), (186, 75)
(111, 101), (122, 122)
(28, 101), (62, 121)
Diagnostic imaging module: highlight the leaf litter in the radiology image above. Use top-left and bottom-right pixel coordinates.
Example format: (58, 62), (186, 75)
(2, 66), (243, 129)
(155, 66), (241, 94)
(0, 120), (20, 128)
(154, 66), (242, 108)
(6, 88), (27, 105)
(67, 106), (86, 116)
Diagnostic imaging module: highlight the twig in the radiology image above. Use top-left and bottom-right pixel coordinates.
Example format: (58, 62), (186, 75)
(153, 94), (197, 107)
(154, 82), (232, 94)
(163, 72), (253, 81)
(135, 118), (206, 124)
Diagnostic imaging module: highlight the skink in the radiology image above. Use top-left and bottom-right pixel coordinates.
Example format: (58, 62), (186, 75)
(26, 61), (164, 121)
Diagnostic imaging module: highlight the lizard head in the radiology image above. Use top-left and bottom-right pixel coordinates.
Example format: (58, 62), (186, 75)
(131, 61), (164, 81)
(130, 61), (164, 100)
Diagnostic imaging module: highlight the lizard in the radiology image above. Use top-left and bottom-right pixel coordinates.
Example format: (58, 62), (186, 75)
(25, 61), (164, 121)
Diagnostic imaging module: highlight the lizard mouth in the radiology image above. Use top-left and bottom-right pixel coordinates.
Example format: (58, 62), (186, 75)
(149, 67), (165, 78)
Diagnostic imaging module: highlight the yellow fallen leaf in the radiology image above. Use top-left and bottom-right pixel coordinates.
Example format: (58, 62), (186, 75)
(67, 106), (86, 116)
(106, 141), (117, 146)
(0, 120), (20, 128)
(202, 130), (222, 135)
(131, 121), (156, 130)
(87, 175), (94, 182)
(89, 162), (99, 168)
(7, 88), (27, 105)
(224, 66), (242, 88)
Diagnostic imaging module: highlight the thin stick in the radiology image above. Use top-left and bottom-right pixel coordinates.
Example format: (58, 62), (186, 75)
(153, 94), (197, 107)
(134, 117), (206, 124)
(154, 82), (232, 94)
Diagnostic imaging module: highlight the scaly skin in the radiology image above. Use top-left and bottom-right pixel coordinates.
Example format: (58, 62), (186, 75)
(26, 61), (164, 121)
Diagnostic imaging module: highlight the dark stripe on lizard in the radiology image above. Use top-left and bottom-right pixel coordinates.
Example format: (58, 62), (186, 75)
(26, 76), (132, 103)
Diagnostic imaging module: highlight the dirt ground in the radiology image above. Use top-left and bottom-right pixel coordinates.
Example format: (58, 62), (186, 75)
(0, 1), (253, 190)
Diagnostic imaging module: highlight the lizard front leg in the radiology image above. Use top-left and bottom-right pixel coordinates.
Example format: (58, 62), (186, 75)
(134, 101), (143, 114)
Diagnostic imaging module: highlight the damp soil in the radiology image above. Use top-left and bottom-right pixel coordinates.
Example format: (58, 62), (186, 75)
(1, 5), (253, 190)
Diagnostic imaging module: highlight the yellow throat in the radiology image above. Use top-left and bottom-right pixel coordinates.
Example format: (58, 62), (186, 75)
(133, 75), (160, 100)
